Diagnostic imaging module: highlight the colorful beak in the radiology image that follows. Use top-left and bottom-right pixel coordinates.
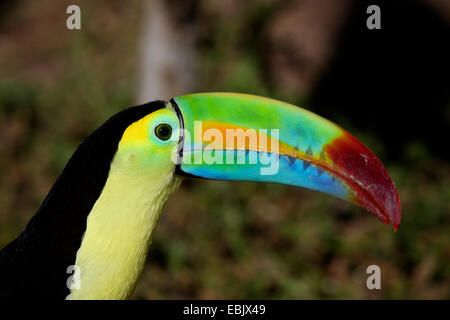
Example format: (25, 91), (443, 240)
(170, 93), (401, 230)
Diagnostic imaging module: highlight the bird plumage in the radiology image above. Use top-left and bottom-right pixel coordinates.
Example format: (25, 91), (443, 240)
(0, 101), (165, 299)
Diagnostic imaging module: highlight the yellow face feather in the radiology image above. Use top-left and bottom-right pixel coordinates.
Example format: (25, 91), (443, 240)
(67, 107), (182, 300)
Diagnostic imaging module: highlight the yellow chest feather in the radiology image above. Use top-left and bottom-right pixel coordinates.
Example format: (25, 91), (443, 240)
(66, 155), (181, 300)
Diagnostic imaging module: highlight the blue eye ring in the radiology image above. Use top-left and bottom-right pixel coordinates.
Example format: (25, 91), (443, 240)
(154, 123), (172, 141)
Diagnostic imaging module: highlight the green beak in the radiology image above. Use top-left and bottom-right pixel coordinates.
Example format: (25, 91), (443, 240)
(170, 93), (401, 230)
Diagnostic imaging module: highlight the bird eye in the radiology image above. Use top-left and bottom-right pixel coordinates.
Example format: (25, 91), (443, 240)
(154, 123), (172, 141)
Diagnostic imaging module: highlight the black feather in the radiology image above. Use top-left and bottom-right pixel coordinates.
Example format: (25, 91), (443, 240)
(0, 101), (165, 299)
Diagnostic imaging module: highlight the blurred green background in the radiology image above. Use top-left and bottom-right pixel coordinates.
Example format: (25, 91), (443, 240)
(0, 0), (448, 299)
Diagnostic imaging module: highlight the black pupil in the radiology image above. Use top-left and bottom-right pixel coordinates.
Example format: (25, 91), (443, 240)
(155, 123), (172, 141)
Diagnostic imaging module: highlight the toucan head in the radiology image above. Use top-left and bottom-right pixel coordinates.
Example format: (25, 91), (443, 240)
(117, 92), (401, 230)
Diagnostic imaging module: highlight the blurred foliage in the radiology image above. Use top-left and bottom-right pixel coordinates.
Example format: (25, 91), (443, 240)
(0, 0), (448, 299)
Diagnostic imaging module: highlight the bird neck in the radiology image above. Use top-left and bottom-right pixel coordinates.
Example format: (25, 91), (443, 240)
(66, 155), (181, 300)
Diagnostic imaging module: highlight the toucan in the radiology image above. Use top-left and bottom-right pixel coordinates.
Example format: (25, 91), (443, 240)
(0, 93), (400, 300)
